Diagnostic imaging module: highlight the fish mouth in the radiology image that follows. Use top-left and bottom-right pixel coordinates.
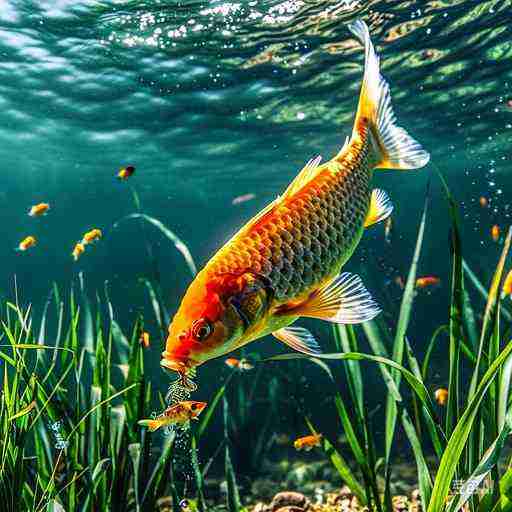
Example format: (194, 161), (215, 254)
(160, 351), (198, 391)
(160, 352), (188, 373)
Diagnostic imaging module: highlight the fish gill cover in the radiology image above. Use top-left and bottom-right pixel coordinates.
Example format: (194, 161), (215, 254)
(0, 1), (512, 511)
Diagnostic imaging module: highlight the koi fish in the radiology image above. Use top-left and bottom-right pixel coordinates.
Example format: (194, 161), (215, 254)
(491, 224), (500, 242)
(28, 203), (50, 217)
(416, 276), (441, 289)
(82, 228), (102, 245)
(294, 434), (322, 451)
(434, 388), (448, 406)
(72, 242), (85, 261)
(479, 196), (488, 208)
(224, 357), (254, 371)
(17, 236), (37, 251)
(161, 20), (429, 387)
(138, 401), (207, 432)
(117, 165), (135, 180)
(140, 331), (150, 348)
(502, 270), (512, 298)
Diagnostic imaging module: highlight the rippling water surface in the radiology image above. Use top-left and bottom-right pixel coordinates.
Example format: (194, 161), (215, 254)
(1, 0), (511, 429)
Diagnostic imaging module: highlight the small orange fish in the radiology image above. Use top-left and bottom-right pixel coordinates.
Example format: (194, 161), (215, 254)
(479, 196), (488, 208)
(117, 165), (136, 180)
(82, 228), (102, 245)
(416, 276), (441, 289)
(140, 331), (150, 348)
(28, 203), (50, 217)
(232, 193), (256, 205)
(434, 388), (448, 406)
(491, 225), (500, 242)
(293, 434), (322, 451)
(17, 236), (37, 251)
(502, 270), (512, 297)
(138, 401), (207, 432)
(224, 357), (254, 371)
(72, 242), (85, 261)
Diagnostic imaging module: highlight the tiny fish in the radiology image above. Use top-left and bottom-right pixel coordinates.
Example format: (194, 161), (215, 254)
(491, 224), (500, 242)
(82, 228), (102, 245)
(416, 276), (441, 289)
(502, 270), (512, 298)
(72, 242), (85, 261)
(28, 202), (50, 217)
(479, 196), (488, 208)
(117, 165), (136, 180)
(224, 357), (254, 371)
(140, 331), (150, 348)
(294, 434), (322, 451)
(161, 20), (429, 387)
(232, 193), (256, 205)
(434, 388), (448, 406)
(384, 217), (392, 243)
(17, 236), (37, 251)
(138, 401), (207, 432)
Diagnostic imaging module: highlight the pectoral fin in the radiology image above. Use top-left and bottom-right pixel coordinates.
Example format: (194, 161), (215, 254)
(364, 189), (393, 227)
(286, 272), (381, 324)
(272, 326), (321, 356)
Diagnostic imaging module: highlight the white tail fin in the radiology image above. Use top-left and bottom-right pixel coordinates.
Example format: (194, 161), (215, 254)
(348, 19), (430, 170)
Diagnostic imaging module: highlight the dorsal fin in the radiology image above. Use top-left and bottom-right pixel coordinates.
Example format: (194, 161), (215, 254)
(282, 155), (322, 200)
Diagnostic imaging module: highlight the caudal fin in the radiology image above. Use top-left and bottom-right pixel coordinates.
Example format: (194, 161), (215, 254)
(349, 19), (430, 170)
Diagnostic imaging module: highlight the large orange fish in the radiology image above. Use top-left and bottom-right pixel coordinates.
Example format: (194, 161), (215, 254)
(161, 20), (429, 388)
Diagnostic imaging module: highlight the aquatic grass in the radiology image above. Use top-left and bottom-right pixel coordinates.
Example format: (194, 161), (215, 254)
(112, 213), (197, 277)
(0, 281), (184, 512)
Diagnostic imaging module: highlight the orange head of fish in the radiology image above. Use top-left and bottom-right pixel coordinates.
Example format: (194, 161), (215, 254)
(182, 400), (207, 419)
(161, 270), (271, 383)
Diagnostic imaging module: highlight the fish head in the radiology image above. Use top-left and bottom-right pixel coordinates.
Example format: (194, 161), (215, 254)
(181, 400), (207, 419)
(161, 271), (270, 379)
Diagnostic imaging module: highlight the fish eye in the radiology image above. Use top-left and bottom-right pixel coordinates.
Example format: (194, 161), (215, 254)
(190, 403), (197, 411)
(191, 319), (213, 341)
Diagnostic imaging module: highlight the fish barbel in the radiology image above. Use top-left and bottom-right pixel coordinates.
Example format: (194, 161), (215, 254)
(161, 20), (429, 385)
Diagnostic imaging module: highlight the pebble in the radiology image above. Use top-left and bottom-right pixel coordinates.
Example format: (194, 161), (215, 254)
(271, 491), (310, 511)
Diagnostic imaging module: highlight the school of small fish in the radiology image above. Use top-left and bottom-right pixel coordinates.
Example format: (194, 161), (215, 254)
(15, 166), (135, 258)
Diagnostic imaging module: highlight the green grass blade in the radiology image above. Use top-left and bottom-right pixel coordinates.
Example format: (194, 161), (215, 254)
(384, 187), (429, 463)
(463, 260), (512, 322)
(427, 339), (512, 512)
(113, 214), (197, 277)
(402, 409), (433, 510)
(197, 373), (234, 441)
(305, 416), (366, 504)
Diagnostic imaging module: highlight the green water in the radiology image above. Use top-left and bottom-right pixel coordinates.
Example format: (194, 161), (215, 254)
(1, 0), (512, 496)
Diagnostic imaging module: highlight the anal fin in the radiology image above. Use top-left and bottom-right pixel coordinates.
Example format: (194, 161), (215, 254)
(272, 326), (321, 356)
(364, 189), (393, 228)
(286, 272), (381, 324)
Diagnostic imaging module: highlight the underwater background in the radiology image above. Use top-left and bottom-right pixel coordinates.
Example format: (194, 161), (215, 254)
(1, 1), (512, 510)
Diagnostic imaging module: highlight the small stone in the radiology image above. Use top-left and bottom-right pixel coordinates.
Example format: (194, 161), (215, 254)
(271, 491), (309, 511)
(252, 503), (270, 512)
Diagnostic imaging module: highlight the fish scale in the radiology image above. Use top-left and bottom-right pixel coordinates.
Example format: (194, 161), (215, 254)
(207, 137), (372, 303)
